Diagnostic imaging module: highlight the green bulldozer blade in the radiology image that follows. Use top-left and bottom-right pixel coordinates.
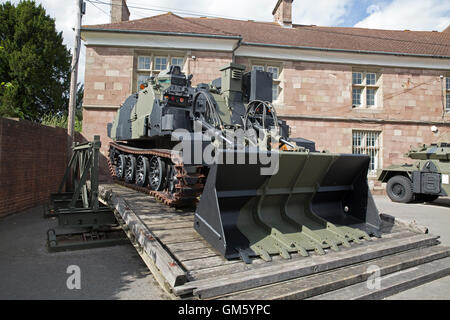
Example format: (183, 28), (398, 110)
(194, 149), (382, 262)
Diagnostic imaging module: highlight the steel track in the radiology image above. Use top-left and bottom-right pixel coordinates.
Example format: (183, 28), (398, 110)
(107, 141), (205, 207)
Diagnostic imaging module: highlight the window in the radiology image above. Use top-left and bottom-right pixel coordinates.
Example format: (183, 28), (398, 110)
(251, 63), (282, 102)
(352, 88), (362, 106)
(138, 56), (151, 70)
(367, 88), (376, 106)
(267, 66), (279, 80)
(366, 73), (376, 85)
(154, 57), (168, 71)
(352, 130), (381, 174)
(446, 77), (450, 112)
(352, 70), (381, 108)
(272, 84), (279, 101)
(137, 74), (149, 88)
(135, 53), (186, 90)
(352, 72), (362, 85)
(171, 57), (184, 68)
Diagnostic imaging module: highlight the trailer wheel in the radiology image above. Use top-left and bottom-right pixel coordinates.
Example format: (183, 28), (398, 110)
(386, 175), (413, 203)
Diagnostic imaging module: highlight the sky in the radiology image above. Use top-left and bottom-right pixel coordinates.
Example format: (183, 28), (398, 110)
(3, 0), (450, 84)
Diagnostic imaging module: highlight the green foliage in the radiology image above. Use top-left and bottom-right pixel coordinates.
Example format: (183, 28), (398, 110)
(41, 112), (82, 133)
(0, 0), (71, 121)
(41, 84), (84, 132)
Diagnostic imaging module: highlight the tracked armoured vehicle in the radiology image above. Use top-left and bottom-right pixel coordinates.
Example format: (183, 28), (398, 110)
(107, 63), (382, 262)
(378, 143), (450, 203)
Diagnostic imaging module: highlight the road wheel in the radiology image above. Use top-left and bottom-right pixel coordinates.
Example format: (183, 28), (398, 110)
(148, 156), (166, 191)
(124, 155), (136, 183)
(386, 175), (413, 203)
(135, 156), (149, 187)
(167, 165), (179, 195)
(116, 154), (126, 179)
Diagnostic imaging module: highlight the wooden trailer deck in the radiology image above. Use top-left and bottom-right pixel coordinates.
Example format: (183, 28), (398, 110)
(98, 183), (450, 300)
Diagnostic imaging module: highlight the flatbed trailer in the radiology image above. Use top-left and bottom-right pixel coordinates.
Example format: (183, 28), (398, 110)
(98, 183), (450, 300)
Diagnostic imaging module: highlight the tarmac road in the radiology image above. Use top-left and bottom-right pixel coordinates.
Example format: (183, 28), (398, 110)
(0, 195), (448, 300)
(374, 195), (450, 300)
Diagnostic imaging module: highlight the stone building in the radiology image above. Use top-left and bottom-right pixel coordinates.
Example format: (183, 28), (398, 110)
(81, 0), (450, 189)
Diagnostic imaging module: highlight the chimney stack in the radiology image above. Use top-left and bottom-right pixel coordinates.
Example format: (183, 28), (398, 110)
(111, 0), (130, 23)
(272, 0), (293, 28)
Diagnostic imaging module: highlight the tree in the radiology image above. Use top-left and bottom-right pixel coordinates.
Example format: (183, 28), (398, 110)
(0, 0), (71, 121)
(41, 83), (83, 132)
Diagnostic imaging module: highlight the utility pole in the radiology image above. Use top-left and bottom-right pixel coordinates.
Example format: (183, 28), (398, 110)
(67, 0), (85, 158)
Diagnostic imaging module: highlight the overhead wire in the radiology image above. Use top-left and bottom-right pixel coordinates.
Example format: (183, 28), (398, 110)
(89, 0), (252, 21)
(85, 0), (110, 17)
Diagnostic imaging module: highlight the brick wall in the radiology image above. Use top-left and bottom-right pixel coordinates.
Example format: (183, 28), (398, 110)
(0, 118), (84, 217)
(235, 59), (449, 150)
(266, 61), (448, 121)
(84, 46), (134, 107)
(189, 51), (233, 85)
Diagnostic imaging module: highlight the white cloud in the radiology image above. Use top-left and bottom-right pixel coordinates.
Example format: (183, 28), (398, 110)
(291, 0), (354, 26)
(354, 0), (450, 31)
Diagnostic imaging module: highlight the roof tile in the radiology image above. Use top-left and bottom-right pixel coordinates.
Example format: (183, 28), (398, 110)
(83, 13), (450, 57)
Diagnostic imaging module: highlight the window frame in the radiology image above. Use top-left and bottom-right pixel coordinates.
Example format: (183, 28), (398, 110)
(137, 56), (151, 71)
(352, 88), (362, 107)
(171, 57), (184, 68)
(154, 56), (168, 71)
(352, 69), (382, 109)
(134, 52), (186, 91)
(352, 130), (382, 176)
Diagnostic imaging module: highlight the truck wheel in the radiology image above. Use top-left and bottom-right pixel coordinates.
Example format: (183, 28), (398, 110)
(387, 175), (413, 203)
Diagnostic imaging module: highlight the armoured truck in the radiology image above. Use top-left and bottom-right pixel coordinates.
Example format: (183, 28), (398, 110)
(107, 63), (382, 262)
(377, 143), (450, 203)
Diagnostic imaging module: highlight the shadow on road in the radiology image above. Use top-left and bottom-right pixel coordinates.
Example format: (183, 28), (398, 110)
(0, 206), (169, 300)
(424, 198), (450, 209)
